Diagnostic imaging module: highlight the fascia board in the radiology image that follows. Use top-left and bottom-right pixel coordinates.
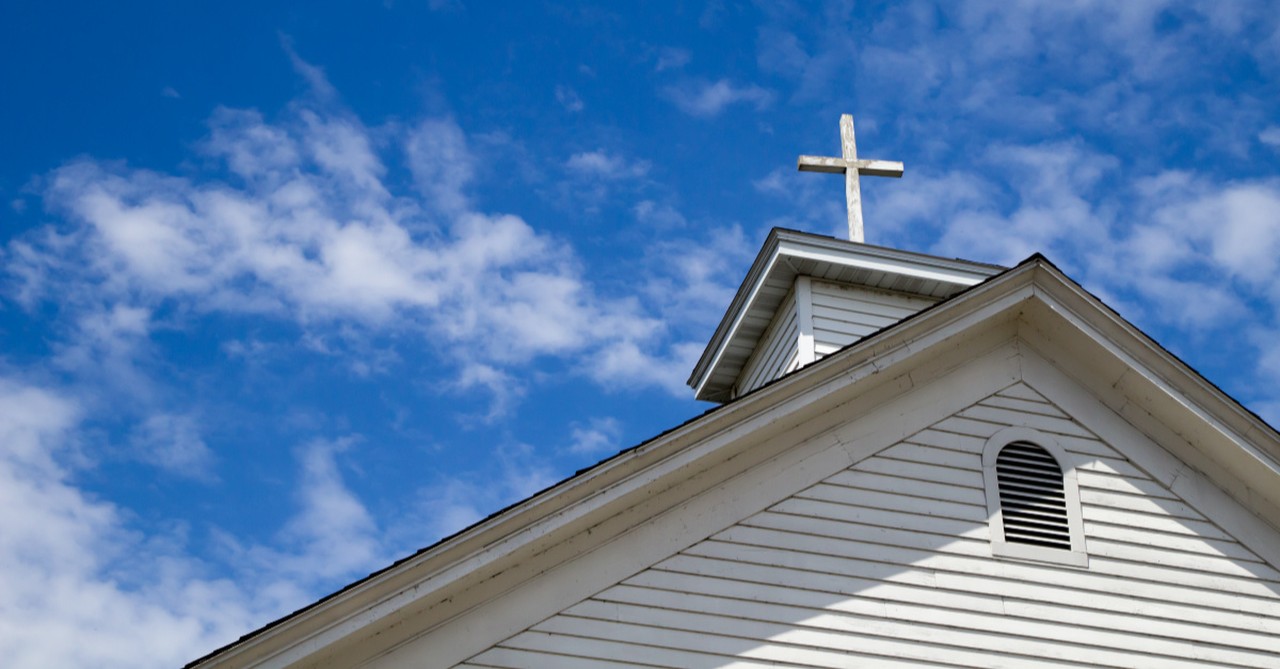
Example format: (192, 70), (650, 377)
(687, 230), (785, 394)
(1019, 264), (1280, 513)
(201, 257), (1037, 669)
(774, 235), (1000, 285)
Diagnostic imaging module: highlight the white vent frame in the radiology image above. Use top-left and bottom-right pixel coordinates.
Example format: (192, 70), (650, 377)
(982, 427), (1088, 567)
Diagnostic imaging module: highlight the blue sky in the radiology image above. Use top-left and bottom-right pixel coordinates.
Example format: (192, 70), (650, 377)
(2, 1), (1279, 665)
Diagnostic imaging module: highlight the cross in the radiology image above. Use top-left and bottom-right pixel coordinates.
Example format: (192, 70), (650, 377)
(797, 114), (904, 243)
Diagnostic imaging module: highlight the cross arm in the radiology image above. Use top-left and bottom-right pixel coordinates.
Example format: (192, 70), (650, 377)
(798, 156), (904, 177)
(797, 155), (848, 173)
(850, 160), (904, 177)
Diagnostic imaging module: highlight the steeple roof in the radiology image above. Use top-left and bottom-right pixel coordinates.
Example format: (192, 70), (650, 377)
(688, 227), (1003, 402)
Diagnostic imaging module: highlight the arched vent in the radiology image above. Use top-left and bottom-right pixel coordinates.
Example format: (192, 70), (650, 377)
(995, 441), (1070, 550)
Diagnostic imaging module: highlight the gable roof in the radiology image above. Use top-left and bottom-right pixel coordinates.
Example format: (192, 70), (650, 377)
(190, 252), (1280, 668)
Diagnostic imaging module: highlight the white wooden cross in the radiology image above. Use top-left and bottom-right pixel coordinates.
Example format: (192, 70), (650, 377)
(797, 114), (904, 243)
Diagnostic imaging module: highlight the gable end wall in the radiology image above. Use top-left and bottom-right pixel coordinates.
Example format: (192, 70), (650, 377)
(457, 383), (1280, 669)
(811, 280), (939, 357)
(736, 286), (800, 397)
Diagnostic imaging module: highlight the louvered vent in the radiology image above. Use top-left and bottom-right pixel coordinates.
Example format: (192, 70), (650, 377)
(995, 441), (1070, 550)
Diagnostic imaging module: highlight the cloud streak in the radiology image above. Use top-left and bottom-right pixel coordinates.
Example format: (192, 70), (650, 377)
(662, 78), (775, 117)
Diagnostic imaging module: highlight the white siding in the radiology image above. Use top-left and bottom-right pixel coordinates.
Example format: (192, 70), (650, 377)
(463, 383), (1280, 668)
(811, 280), (939, 357)
(735, 287), (799, 397)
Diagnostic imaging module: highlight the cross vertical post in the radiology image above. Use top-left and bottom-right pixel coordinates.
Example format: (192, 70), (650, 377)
(798, 114), (904, 243)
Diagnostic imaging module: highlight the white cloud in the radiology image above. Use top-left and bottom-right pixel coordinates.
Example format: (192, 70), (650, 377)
(204, 107), (301, 181)
(451, 362), (525, 422)
(17, 58), (694, 407)
(1114, 175), (1280, 329)
(565, 149), (650, 179)
(871, 137), (1280, 411)
(1189, 184), (1280, 284)
(930, 142), (1116, 265)
(588, 339), (704, 396)
(50, 304), (156, 402)
(281, 37), (337, 101)
(11, 104), (680, 400)
(0, 59), (773, 666)
(0, 373), (411, 669)
(555, 85), (584, 112)
(298, 110), (389, 201)
(633, 199), (688, 230)
(1260, 126), (1280, 149)
(654, 46), (691, 72)
(404, 441), (558, 543)
(662, 79), (775, 118)
(566, 416), (622, 455)
(229, 438), (382, 584)
(642, 224), (753, 331)
(130, 413), (216, 479)
(558, 148), (655, 213)
(757, 0), (1279, 153)
(405, 117), (474, 214)
(0, 379), (255, 669)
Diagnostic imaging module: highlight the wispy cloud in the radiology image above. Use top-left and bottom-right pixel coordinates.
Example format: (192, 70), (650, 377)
(403, 440), (558, 543)
(662, 78), (774, 118)
(632, 199), (688, 230)
(0, 369), (431, 668)
(654, 46), (691, 72)
(640, 223), (753, 333)
(280, 36), (336, 101)
(130, 413), (216, 480)
(450, 362), (525, 422)
(0, 378), (254, 668)
(565, 149), (650, 179)
(1261, 126), (1280, 149)
(555, 84), (584, 112)
(404, 116), (474, 214)
(7, 52), (707, 427)
(243, 437), (382, 581)
(566, 416), (622, 455)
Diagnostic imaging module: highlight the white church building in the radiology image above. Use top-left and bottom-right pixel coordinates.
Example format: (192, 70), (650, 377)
(189, 117), (1280, 668)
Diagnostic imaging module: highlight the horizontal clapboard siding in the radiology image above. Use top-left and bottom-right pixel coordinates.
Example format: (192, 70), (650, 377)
(464, 383), (1280, 668)
(810, 280), (939, 357)
(736, 287), (799, 396)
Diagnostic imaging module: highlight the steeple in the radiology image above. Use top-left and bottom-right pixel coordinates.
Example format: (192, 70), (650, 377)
(689, 116), (1003, 403)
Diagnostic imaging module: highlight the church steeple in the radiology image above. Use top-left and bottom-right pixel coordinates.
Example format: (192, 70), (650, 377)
(689, 116), (1002, 403)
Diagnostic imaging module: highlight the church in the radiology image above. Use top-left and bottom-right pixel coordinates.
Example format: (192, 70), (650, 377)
(189, 116), (1280, 668)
